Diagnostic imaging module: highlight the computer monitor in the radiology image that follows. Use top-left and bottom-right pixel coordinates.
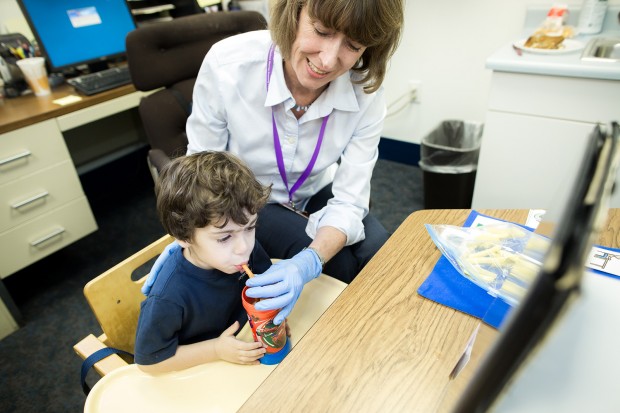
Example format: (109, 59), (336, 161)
(16, 0), (136, 73)
(451, 121), (620, 412)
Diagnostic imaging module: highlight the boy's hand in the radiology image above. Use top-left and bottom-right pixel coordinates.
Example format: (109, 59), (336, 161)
(214, 321), (266, 365)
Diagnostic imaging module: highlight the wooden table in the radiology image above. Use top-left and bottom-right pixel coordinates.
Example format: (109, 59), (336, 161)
(239, 208), (620, 412)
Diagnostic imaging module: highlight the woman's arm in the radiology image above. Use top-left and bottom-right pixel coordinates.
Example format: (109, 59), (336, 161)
(308, 226), (347, 264)
(305, 87), (386, 246)
(186, 48), (229, 154)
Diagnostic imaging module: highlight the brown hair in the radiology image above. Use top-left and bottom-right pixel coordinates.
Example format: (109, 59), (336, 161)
(155, 151), (271, 242)
(269, 0), (404, 94)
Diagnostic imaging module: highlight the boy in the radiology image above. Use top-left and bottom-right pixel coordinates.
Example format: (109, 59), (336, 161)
(135, 151), (272, 373)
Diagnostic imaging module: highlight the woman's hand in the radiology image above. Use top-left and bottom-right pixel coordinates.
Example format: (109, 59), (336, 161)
(141, 240), (180, 295)
(214, 321), (266, 365)
(245, 249), (322, 324)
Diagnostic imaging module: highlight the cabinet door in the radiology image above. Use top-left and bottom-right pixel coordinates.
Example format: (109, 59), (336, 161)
(487, 72), (620, 124)
(0, 161), (85, 232)
(0, 299), (18, 341)
(0, 120), (71, 186)
(472, 111), (598, 219)
(0, 197), (97, 278)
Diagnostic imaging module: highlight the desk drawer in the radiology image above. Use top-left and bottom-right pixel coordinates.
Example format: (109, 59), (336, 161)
(0, 119), (71, 186)
(0, 197), (97, 278)
(488, 72), (620, 123)
(0, 161), (86, 232)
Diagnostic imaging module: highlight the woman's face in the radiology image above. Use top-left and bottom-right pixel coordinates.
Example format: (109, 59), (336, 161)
(287, 6), (366, 93)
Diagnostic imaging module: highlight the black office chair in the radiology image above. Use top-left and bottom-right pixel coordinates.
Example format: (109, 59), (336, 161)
(125, 11), (267, 181)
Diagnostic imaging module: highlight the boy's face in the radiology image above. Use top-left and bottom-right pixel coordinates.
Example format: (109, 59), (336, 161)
(178, 214), (258, 274)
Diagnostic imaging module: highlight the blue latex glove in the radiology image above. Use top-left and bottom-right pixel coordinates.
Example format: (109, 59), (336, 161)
(245, 249), (322, 325)
(141, 240), (180, 295)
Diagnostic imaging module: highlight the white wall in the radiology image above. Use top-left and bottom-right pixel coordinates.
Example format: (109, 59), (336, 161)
(383, 0), (620, 144)
(0, 0), (33, 38)
(3, 0), (619, 145)
(0, 0), (20, 23)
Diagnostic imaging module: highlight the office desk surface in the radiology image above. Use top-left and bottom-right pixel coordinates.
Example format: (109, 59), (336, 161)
(0, 83), (136, 134)
(239, 208), (620, 413)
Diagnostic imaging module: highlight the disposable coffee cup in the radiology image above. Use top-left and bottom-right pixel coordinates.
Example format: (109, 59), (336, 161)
(241, 286), (291, 365)
(16, 57), (51, 97)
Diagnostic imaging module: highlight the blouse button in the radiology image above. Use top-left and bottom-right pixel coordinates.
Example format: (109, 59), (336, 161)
(287, 136), (296, 144)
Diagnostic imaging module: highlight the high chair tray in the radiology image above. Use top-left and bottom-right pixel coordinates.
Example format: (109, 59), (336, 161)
(85, 274), (346, 413)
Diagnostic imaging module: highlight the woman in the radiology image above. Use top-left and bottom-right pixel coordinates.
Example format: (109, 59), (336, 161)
(145, 0), (404, 325)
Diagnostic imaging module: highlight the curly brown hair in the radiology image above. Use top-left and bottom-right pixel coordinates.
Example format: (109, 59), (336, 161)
(269, 0), (404, 94)
(155, 151), (271, 242)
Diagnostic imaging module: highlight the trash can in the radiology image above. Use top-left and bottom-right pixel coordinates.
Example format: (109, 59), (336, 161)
(418, 120), (483, 209)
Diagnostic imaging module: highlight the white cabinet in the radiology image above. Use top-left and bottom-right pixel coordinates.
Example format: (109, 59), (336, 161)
(0, 119), (97, 279)
(472, 71), (620, 218)
(0, 86), (148, 339)
(0, 300), (18, 341)
(0, 118), (97, 339)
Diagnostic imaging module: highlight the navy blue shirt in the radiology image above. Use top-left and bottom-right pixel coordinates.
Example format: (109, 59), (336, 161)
(134, 242), (271, 365)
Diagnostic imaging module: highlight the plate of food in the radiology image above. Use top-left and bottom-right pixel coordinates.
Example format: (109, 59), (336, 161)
(513, 35), (585, 55)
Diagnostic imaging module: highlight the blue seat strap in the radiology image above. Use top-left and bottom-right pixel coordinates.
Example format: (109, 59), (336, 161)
(81, 347), (133, 395)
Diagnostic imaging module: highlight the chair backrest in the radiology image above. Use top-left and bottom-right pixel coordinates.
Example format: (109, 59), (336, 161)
(83, 235), (174, 354)
(125, 11), (268, 173)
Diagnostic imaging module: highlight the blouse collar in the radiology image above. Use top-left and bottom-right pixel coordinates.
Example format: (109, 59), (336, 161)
(264, 45), (361, 120)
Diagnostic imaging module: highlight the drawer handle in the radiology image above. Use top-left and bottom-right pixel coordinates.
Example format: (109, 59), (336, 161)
(0, 150), (32, 167)
(30, 227), (65, 247)
(11, 191), (50, 209)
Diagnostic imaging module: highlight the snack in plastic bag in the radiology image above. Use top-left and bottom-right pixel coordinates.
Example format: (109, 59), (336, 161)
(523, 3), (575, 50)
(425, 222), (551, 306)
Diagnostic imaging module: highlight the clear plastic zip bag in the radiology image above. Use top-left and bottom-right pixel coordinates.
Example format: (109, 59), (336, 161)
(425, 222), (551, 306)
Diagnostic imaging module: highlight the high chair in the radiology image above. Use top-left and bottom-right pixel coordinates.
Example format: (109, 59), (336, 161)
(75, 233), (348, 405)
(73, 234), (175, 378)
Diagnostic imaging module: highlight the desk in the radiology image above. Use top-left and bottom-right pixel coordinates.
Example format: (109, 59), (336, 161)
(239, 208), (620, 412)
(83, 208), (620, 411)
(0, 84), (149, 339)
(0, 83), (140, 134)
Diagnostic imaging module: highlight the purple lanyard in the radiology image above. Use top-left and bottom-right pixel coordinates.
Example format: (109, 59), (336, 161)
(267, 44), (329, 208)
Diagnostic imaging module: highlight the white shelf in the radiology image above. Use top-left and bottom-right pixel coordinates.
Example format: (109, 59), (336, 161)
(131, 4), (175, 15)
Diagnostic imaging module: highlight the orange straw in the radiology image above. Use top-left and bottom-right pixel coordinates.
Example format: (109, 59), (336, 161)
(242, 264), (254, 278)
(242, 264), (260, 302)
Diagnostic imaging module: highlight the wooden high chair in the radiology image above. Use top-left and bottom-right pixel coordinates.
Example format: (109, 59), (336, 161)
(77, 234), (348, 409)
(73, 234), (175, 377)
(75, 232), (348, 403)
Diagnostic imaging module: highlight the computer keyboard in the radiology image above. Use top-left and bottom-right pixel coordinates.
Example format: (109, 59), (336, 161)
(68, 66), (132, 95)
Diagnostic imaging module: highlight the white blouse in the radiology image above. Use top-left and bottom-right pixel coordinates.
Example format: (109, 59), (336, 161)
(186, 30), (386, 245)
